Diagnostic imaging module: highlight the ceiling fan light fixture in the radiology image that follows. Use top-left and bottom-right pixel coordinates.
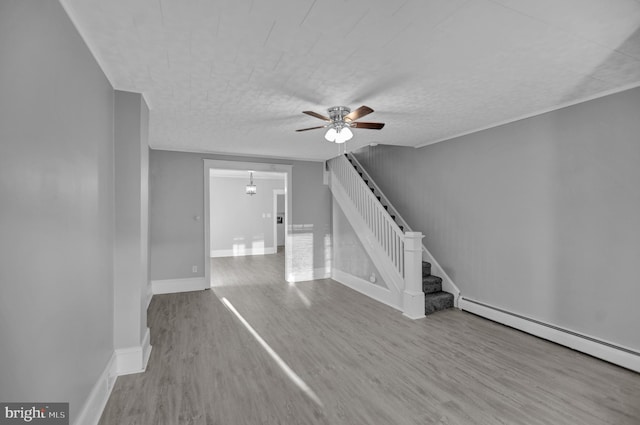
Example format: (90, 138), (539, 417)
(325, 127), (338, 142)
(298, 105), (383, 142)
(335, 127), (353, 144)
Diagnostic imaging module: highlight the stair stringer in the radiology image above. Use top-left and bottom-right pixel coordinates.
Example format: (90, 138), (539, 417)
(346, 153), (461, 307)
(329, 170), (404, 311)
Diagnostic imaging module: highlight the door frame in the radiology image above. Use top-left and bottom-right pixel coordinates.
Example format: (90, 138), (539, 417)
(273, 189), (285, 251)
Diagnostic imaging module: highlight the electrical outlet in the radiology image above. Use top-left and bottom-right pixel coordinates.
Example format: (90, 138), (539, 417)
(192, 265), (198, 273)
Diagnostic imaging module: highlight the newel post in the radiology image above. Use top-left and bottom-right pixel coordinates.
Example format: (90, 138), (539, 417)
(403, 232), (425, 319)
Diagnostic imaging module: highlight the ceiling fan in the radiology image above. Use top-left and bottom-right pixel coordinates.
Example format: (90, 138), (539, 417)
(295, 105), (385, 143)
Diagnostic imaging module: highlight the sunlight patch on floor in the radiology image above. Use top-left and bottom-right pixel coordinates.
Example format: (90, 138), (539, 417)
(220, 297), (323, 408)
(288, 282), (312, 308)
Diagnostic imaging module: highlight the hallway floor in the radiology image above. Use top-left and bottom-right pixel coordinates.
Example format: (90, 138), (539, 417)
(100, 253), (640, 424)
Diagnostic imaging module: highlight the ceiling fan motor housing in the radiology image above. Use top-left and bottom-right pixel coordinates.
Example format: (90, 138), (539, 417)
(295, 105), (383, 134)
(328, 106), (351, 129)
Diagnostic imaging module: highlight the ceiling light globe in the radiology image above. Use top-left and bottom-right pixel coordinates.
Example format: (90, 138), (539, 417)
(335, 131), (348, 144)
(325, 128), (337, 142)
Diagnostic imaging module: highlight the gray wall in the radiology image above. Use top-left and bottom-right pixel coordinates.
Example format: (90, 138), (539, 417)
(150, 150), (331, 281)
(210, 175), (284, 254)
(114, 90), (150, 349)
(353, 87), (640, 351)
(0, 0), (115, 419)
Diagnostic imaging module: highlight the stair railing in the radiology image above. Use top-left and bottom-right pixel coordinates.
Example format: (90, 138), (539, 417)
(330, 154), (406, 277)
(344, 152), (461, 306)
(345, 153), (411, 233)
(328, 154), (425, 319)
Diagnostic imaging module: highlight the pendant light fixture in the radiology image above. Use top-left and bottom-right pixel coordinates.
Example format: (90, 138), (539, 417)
(245, 171), (257, 195)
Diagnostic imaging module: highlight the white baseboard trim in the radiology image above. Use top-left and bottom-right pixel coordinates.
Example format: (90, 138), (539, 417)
(72, 352), (118, 425)
(460, 297), (640, 373)
(152, 277), (207, 295)
(114, 328), (152, 376)
(286, 267), (331, 283)
(141, 327), (152, 372)
(210, 247), (277, 258)
(332, 269), (402, 311)
(73, 329), (153, 425)
(402, 289), (426, 320)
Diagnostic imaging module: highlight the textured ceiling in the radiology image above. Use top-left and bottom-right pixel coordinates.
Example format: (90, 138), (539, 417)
(61, 0), (640, 161)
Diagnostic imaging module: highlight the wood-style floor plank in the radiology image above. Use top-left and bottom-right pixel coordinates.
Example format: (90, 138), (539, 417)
(99, 251), (640, 424)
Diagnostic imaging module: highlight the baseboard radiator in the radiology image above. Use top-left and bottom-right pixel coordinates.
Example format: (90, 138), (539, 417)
(460, 297), (640, 373)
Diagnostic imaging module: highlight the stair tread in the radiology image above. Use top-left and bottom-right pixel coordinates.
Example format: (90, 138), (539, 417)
(424, 291), (454, 315)
(422, 281), (442, 294)
(425, 291), (453, 300)
(421, 261), (431, 274)
(422, 274), (442, 283)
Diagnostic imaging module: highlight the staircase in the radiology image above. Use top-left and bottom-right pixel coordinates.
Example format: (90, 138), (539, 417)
(329, 153), (455, 316)
(422, 261), (454, 315)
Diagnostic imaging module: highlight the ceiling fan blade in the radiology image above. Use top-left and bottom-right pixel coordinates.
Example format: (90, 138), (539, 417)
(302, 111), (330, 121)
(351, 122), (385, 130)
(344, 105), (374, 122)
(295, 126), (326, 132)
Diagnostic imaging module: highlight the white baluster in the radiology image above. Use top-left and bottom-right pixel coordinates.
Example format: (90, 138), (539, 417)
(331, 155), (411, 281)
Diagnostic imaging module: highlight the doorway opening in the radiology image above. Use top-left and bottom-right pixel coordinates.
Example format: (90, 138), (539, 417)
(203, 159), (293, 287)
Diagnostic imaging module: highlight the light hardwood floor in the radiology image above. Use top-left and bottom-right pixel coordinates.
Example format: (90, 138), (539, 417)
(100, 251), (640, 424)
